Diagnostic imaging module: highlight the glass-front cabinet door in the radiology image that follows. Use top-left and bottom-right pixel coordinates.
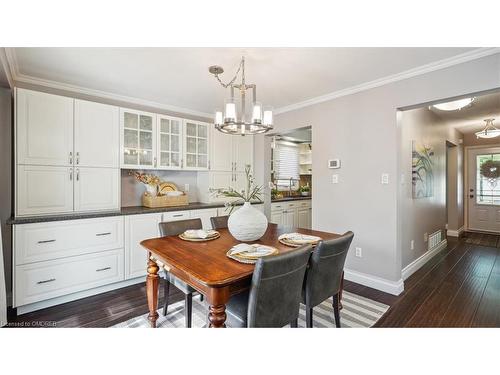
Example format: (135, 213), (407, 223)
(184, 120), (209, 170)
(120, 108), (157, 169)
(157, 115), (183, 169)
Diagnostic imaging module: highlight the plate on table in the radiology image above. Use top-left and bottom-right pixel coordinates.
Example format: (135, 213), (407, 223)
(179, 230), (220, 242)
(226, 244), (279, 264)
(278, 232), (322, 247)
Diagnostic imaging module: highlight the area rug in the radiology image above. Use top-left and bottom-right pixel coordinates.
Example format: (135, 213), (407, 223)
(113, 291), (389, 328)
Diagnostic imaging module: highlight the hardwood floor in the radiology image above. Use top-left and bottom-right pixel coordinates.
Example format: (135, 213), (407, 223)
(7, 234), (500, 327)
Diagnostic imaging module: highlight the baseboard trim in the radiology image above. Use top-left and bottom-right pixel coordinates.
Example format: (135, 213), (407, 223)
(344, 268), (404, 296)
(447, 226), (464, 237)
(401, 239), (447, 281)
(16, 277), (145, 315)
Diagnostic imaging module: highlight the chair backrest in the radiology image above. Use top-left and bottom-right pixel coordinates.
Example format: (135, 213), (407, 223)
(210, 215), (229, 230)
(303, 231), (354, 308)
(158, 218), (203, 237)
(247, 245), (312, 328)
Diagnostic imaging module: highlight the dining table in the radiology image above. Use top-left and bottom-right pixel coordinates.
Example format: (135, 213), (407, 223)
(141, 223), (342, 328)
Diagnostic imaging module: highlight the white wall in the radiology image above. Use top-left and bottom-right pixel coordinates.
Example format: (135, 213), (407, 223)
(258, 53), (500, 291)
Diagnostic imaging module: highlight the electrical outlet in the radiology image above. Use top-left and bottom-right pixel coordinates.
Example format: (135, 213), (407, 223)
(410, 240), (414, 250)
(424, 232), (428, 242)
(381, 173), (389, 184)
(184, 184), (190, 192)
(332, 174), (339, 184)
(355, 247), (362, 258)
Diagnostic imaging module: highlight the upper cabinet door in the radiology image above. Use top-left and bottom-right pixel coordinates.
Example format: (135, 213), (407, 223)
(157, 115), (183, 170)
(16, 89), (74, 166)
(74, 167), (120, 212)
(184, 120), (209, 170)
(75, 100), (119, 168)
(233, 135), (254, 172)
(120, 109), (156, 169)
(210, 127), (233, 172)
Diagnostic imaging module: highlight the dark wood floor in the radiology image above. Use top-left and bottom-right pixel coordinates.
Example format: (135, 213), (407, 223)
(7, 233), (500, 327)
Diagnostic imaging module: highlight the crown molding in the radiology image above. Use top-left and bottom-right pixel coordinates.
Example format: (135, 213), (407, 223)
(0, 48), (14, 88)
(4, 48), (212, 119)
(275, 47), (500, 115)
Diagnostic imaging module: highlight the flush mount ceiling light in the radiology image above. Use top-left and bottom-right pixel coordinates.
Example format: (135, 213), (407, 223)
(476, 118), (500, 139)
(209, 56), (273, 136)
(432, 97), (475, 111)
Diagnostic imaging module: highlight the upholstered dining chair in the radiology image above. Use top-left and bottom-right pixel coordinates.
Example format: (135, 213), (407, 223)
(158, 218), (204, 328)
(225, 245), (312, 328)
(210, 215), (229, 230)
(302, 231), (354, 328)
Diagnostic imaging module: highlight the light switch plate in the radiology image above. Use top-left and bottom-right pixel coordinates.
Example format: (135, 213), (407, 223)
(328, 159), (341, 169)
(332, 174), (339, 184)
(381, 173), (389, 184)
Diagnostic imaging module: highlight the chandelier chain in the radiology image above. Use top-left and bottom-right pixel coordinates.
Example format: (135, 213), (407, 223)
(214, 58), (244, 88)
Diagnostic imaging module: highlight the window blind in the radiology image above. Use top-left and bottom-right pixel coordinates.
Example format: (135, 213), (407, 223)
(274, 141), (300, 180)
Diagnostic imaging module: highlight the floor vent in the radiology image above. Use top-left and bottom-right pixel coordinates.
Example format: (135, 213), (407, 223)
(428, 230), (442, 251)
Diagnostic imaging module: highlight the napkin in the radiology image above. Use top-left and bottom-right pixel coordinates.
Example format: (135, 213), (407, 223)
(229, 243), (273, 257)
(280, 232), (321, 244)
(184, 229), (214, 239)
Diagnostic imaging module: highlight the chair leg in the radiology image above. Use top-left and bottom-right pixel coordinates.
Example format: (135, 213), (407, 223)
(306, 307), (313, 328)
(162, 278), (170, 316)
(290, 319), (298, 328)
(332, 294), (341, 328)
(200, 294), (204, 302)
(185, 293), (193, 328)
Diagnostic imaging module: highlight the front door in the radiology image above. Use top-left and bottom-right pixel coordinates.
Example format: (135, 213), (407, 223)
(468, 147), (500, 233)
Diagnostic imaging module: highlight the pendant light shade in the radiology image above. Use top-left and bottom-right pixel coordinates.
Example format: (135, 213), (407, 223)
(476, 119), (500, 139)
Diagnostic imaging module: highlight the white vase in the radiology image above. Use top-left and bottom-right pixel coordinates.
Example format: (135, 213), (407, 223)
(145, 184), (157, 196)
(228, 202), (268, 241)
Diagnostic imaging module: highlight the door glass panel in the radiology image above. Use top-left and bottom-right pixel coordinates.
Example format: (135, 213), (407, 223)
(171, 121), (180, 134)
(160, 134), (170, 151)
(124, 149), (138, 165)
(124, 112), (138, 129)
(198, 155), (207, 168)
(160, 118), (170, 133)
(186, 136), (197, 153)
(140, 115), (153, 131)
(186, 154), (196, 167)
(198, 124), (207, 138)
(198, 138), (207, 154)
(171, 135), (179, 152)
(171, 152), (179, 166)
(186, 123), (197, 136)
(160, 152), (170, 166)
(139, 150), (153, 165)
(476, 153), (500, 205)
(140, 131), (153, 150)
(124, 129), (138, 148)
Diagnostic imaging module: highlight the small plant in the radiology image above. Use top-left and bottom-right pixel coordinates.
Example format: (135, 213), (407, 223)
(211, 165), (263, 214)
(298, 185), (310, 193)
(130, 171), (161, 187)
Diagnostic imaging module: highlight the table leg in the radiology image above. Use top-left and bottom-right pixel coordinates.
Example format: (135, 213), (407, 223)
(339, 271), (344, 310)
(207, 287), (230, 328)
(146, 258), (160, 328)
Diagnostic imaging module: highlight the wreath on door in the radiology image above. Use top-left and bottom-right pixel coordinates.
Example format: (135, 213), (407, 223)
(480, 160), (500, 184)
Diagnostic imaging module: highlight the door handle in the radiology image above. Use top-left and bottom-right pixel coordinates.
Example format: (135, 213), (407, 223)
(37, 278), (56, 285)
(470, 194), (474, 198)
(76, 168), (80, 181)
(96, 232), (111, 236)
(69, 168), (73, 181)
(38, 239), (56, 244)
(76, 152), (80, 165)
(69, 152), (73, 164)
(96, 267), (111, 272)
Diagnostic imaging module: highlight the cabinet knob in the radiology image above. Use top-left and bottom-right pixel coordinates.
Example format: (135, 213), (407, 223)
(76, 152), (80, 165)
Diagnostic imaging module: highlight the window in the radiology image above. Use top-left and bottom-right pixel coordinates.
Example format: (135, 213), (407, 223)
(273, 141), (300, 190)
(476, 153), (500, 205)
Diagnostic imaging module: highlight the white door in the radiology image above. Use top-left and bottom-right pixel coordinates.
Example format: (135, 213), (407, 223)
(16, 89), (74, 166)
(297, 208), (310, 229)
(125, 213), (162, 279)
(184, 121), (209, 170)
(468, 148), (500, 233)
(209, 171), (234, 201)
(157, 115), (183, 169)
(75, 100), (120, 168)
(74, 168), (120, 212)
(120, 109), (156, 169)
(210, 128), (233, 171)
(270, 210), (284, 225)
(282, 209), (296, 227)
(17, 165), (74, 216)
(233, 135), (254, 172)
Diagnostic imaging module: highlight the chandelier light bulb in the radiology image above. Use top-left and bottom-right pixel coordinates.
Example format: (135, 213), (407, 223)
(214, 111), (223, 125)
(251, 102), (263, 124)
(263, 108), (273, 126)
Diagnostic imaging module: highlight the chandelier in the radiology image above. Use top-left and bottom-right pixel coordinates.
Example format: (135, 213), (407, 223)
(209, 56), (273, 135)
(476, 119), (500, 139)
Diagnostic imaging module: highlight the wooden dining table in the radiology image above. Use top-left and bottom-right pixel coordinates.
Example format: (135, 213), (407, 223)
(141, 223), (341, 328)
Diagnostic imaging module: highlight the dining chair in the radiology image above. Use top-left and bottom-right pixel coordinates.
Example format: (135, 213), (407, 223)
(302, 231), (354, 328)
(210, 215), (228, 230)
(225, 245), (312, 328)
(158, 218), (204, 328)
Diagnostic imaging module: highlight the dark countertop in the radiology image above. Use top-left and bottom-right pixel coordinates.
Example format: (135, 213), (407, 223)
(8, 201), (263, 225)
(271, 196), (311, 203)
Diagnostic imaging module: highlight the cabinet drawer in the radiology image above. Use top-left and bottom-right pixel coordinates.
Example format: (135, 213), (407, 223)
(271, 203), (285, 211)
(15, 249), (124, 307)
(14, 217), (124, 265)
(162, 210), (191, 222)
(297, 200), (311, 209)
(285, 201), (299, 210)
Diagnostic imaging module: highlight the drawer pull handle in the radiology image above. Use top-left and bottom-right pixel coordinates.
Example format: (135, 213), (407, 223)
(37, 278), (56, 284)
(173, 214), (183, 217)
(96, 232), (111, 236)
(38, 239), (56, 244)
(96, 267), (111, 272)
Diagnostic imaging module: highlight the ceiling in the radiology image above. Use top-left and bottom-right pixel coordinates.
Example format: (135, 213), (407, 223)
(5, 47), (485, 116)
(432, 92), (500, 134)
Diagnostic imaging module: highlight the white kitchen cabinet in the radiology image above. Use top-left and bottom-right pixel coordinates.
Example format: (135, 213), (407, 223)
(74, 168), (120, 212)
(120, 108), (157, 169)
(75, 100), (120, 168)
(210, 128), (233, 171)
(157, 115), (183, 169)
(191, 208), (218, 230)
(297, 207), (312, 229)
(125, 213), (162, 280)
(184, 120), (209, 170)
(270, 200), (311, 229)
(16, 89), (74, 166)
(233, 135), (254, 172)
(16, 165), (74, 216)
(282, 209), (296, 227)
(270, 210), (284, 225)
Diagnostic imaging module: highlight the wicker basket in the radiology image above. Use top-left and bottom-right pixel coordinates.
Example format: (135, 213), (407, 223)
(142, 193), (189, 208)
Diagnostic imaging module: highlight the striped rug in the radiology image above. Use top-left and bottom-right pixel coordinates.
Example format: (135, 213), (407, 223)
(113, 291), (389, 328)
